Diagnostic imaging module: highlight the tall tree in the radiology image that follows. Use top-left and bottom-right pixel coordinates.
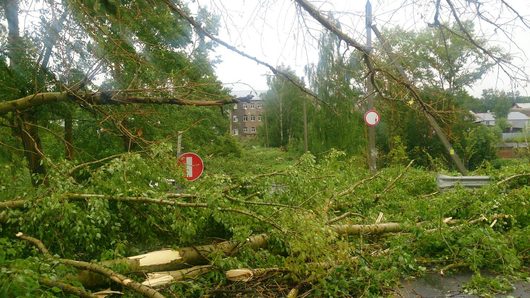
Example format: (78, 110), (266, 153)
(261, 67), (306, 149)
(381, 22), (501, 93)
(305, 28), (365, 156)
(0, 1), (234, 185)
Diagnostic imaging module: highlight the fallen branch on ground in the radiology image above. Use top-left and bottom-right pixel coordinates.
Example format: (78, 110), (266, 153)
(496, 173), (530, 186)
(78, 234), (269, 287)
(1, 194), (285, 231)
(374, 160), (415, 202)
(38, 277), (97, 298)
(16, 232), (164, 298)
(331, 222), (404, 235)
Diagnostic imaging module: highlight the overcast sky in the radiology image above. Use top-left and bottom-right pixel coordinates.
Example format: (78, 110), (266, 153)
(193, 0), (530, 97)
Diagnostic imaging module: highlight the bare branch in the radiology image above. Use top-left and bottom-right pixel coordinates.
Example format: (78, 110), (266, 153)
(162, 0), (328, 108)
(444, 0), (527, 81)
(500, 0), (530, 30)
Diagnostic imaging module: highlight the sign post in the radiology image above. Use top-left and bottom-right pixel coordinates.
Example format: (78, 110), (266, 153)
(365, 0), (377, 174)
(178, 152), (204, 181)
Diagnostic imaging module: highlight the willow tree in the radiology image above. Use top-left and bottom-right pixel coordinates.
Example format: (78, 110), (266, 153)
(305, 28), (366, 156)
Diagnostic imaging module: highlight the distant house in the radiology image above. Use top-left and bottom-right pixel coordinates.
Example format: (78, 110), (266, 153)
(511, 103), (530, 117)
(506, 111), (530, 132)
(470, 111), (496, 126)
(230, 91), (264, 137)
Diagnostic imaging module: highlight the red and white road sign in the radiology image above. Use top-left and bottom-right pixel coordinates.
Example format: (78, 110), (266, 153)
(178, 152), (204, 181)
(364, 109), (380, 127)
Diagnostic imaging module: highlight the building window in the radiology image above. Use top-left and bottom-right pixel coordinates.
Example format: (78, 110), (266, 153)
(250, 115), (256, 121)
(243, 127), (248, 133)
(258, 115), (262, 121)
(251, 127), (256, 133)
(233, 104), (238, 110)
(256, 104), (262, 109)
(233, 128), (238, 135)
(250, 104), (255, 109)
(232, 115), (238, 122)
(243, 115), (248, 122)
(243, 104), (247, 109)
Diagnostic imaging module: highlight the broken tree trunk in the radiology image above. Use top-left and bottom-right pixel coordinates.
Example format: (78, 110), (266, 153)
(225, 267), (285, 282)
(331, 223), (404, 235)
(16, 232), (164, 298)
(142, 265), (212, 288)
(78, 234), (269, 288)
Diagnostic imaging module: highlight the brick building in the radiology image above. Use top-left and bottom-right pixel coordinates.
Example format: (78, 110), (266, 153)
(230, 93), (264, 137)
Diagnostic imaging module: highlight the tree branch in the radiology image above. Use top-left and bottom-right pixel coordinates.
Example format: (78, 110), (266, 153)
(38, 277), (97, 298)
(0, 91), (239, 115)
(16, 232), (165, 298)
(162, 0), (327, 108)
(374, 159), (415, 202)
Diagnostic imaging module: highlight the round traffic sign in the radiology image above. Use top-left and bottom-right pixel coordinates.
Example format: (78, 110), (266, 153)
(364, 109), (380, 127)
(178, 152), (204, 181)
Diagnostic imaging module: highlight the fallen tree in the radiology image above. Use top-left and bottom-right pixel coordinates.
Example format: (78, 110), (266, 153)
(0, 91), (241, 115)
(16, 232), (165, 298)
(142, 265), (213, 288)
(77, 234), (269, 288)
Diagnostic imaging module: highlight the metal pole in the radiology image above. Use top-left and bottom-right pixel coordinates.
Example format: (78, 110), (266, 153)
(366, 0), (377, 173)
(177, 131), (183, 156)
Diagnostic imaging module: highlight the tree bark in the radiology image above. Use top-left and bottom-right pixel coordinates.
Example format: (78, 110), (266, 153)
(331, 223), (404, 235)
(141, 265), (212, 288)
(4, 0), (48, 185)
(78, 234), (269, 287)
(0, 91), (238, 115)
(17, 233), (165, 298)
(64, 114), (74, 160)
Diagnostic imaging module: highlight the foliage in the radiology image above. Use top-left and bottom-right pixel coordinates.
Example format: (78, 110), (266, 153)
(260, 66), (307, 149)
(1, 145), (529, 297)
(1, 1), (529, 297)
(304, 25), (366, 156)
(381, 21), (500, 93)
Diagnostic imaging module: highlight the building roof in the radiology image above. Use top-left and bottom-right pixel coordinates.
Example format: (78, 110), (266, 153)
(231, 90), (266, 99)
(513, 103), (530, 109)
(508, 111), (530, 120)
(473, 111), (495, 122)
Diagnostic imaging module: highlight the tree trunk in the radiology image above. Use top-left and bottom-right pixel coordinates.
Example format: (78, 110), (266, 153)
(64, 115), (74, 160)
(16, 112), (47, 185)
(4, 0), (47, 185)
(77, 234), (269, 287)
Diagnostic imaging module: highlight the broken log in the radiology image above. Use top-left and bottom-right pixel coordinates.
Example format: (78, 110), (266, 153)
(331, 223), (404, 235)
(16, 232), (164, 298)
(142, 265), (212, 288)
(78, 234), (269, 287)
(225, 267), (284, 282)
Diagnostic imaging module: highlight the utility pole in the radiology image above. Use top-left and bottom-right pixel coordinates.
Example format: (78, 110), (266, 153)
(366, 0), (377, 174)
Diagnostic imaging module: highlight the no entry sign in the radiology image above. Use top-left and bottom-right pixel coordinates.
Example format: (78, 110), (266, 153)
(178, 152), (204, 181)
(364, 109), (380, 127)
